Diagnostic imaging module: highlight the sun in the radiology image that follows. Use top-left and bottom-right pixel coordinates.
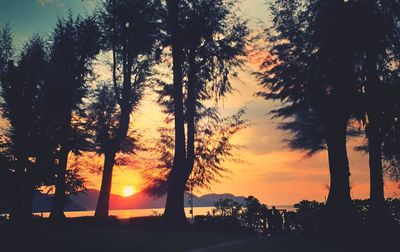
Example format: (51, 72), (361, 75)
(122, 186), (135, 197)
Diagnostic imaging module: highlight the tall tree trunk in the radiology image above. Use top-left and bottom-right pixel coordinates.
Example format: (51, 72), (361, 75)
(50, 147), (70, 220)
(164, 174), (186, 224)
(95, 149), (116, 218)
(94, 9), (134, 218)
(164, 0), (187, 226)
(9, 160), (25, 223)
(19, 158), (35, 222)
(164, 47), (197, 225)
(325, 122), (352, 208)
(95, 106), (130, 220)
(95, 78), (132, 218)
(22, 182), (34, 222)
(366, 49), (386, 222)
(323, 117), (353, 231)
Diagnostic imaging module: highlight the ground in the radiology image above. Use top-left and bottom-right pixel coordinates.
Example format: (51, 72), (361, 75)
(0, 225), (252, 252)
(0, 218), (398, 252)
(206, 234), (400, 252)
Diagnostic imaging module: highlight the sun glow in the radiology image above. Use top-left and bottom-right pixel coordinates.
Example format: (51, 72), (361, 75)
(122, 186), (135, 197)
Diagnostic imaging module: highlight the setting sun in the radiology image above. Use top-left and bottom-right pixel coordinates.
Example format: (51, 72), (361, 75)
(122, 186), (135, 197)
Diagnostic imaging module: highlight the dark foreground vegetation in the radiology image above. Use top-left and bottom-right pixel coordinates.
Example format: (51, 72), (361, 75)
(0, 196), (398, 252)
(0, 225), (398, 252)
(0, 220), (251, 252)
(0, 221), (397, 252)
(197, 197), (400, 234)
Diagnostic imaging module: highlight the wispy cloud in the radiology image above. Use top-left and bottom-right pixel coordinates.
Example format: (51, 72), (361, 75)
(37, 0), (54, 6)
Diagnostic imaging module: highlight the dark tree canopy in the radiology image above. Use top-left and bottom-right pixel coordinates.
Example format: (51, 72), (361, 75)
(144, 108), (248, 196)
(93, 0), (164, 218)
(257, 0), (400, 227)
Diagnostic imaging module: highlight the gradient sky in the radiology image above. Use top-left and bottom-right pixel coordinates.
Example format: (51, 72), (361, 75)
(0, 0), (398, 205)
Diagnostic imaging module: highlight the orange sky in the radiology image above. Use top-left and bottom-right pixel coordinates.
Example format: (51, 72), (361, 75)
(83, 68), (399, 205)
(1, 0), (399, 206)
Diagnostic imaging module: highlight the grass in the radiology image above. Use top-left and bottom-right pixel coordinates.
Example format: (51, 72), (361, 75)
(0, 225), (253, 252)
(207, 234), (400, 252)
(0, 217), (398, 252)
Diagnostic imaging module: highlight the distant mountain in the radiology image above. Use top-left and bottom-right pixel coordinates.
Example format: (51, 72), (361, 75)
(32, 192), (86, 212)
(30, 189), (246, 212)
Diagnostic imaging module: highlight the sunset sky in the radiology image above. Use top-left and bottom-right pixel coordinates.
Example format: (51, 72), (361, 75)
(0, 0), (398, 206)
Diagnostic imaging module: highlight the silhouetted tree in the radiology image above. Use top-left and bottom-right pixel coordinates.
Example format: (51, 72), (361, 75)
(0, 26), (14, 214)
(162, 0), (249, 226)
(212, 198), (242, 218)
(257, 0), (360, 228)
(163, 0), (187, 225)
(293, 200), (325, 233)
(94, 0), (162, 218)
(351, 0), (400, 222)
(144, 109), (248, 195)
(241, 196), (268, 231)
(259, 0), (400, 229)
(0, 137), (15, 214)
(0, 33), (48, 222)
(46, 15), (101, 220)
(0, 23), (12, 77)
(86, 84), (142, 182)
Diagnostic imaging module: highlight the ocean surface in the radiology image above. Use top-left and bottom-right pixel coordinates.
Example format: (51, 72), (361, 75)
(30, 205), (295, 219)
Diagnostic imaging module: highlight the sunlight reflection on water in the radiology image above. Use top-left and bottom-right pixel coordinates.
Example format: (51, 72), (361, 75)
(30, 205), (294, 219)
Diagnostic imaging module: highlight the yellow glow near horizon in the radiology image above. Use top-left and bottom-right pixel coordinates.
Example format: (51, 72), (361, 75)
(122, 186), (135, 197)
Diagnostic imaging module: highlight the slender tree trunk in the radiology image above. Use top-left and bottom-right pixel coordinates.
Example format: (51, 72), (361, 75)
(95, 149), (116, 218)
(95, 105), (130, 219)
(50, 147), (70, 220)
(164, 0), (188, 226)
(9, 161), (24, 223)
(94, 8), (135, 218)
(164, 47), (197, 225)
(9, 138), (34, 223)
(366, 49), (386, 222)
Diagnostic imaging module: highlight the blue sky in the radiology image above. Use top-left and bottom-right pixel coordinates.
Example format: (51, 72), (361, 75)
(0, 0), (98, 49)
(0, 0), (268, 48)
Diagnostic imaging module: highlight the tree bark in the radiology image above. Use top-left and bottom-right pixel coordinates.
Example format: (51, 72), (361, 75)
(95, 108), (130, 220)
(366, 49), (386, 222)
(164, 0), (188, 226)
(164, 47), (197, 225)
(50, 147), (70, 220)
(11, 154), (35, 223)
(164, 173), (186, 225)
(323, 118), (353, 231)
(325, 122), (352, 208)
(95, 150), (116, 218)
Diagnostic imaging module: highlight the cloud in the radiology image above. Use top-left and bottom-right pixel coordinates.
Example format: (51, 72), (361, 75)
(37, 0), (54, 6)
